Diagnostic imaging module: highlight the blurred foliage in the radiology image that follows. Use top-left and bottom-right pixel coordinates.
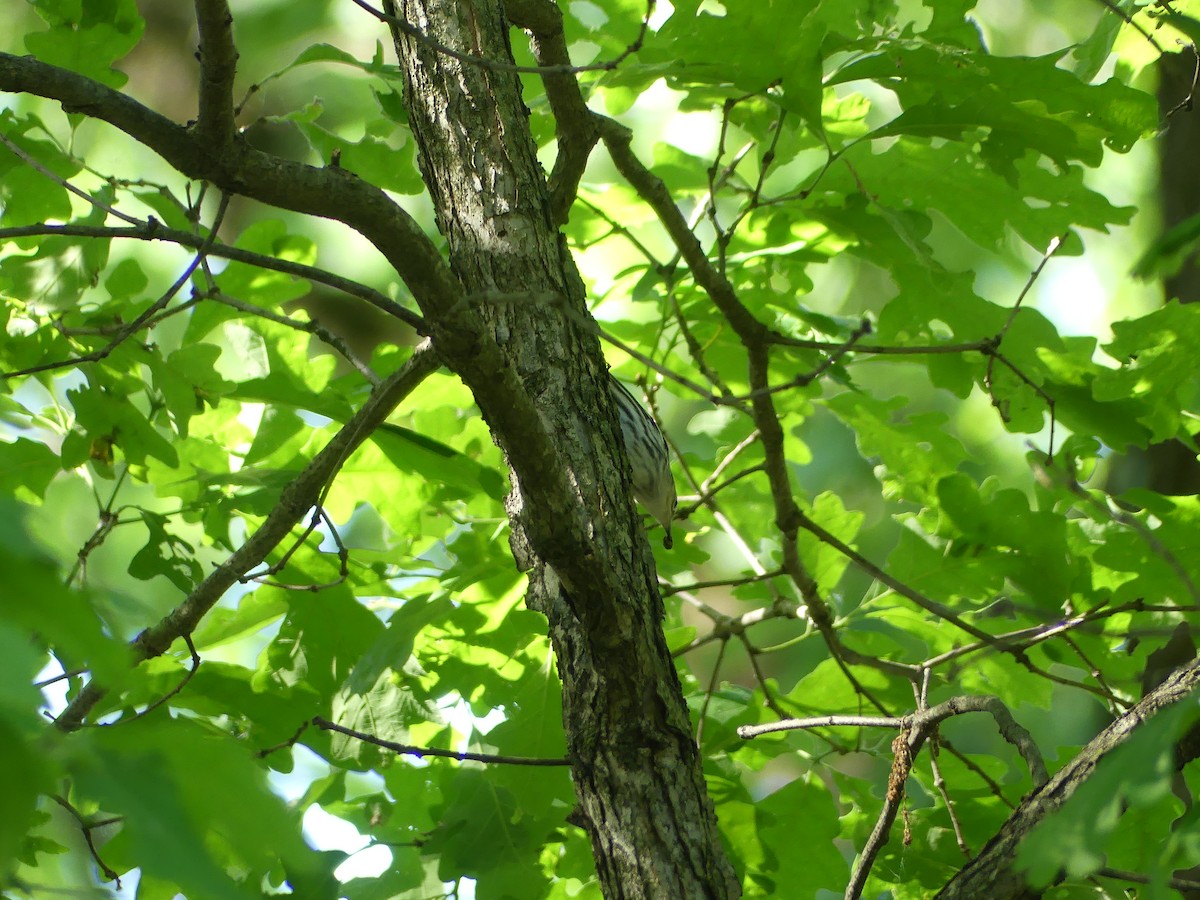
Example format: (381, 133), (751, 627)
(2, 0), (1200, 897)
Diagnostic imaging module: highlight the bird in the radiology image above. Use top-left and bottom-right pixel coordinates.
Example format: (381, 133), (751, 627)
(609, 376), (676, 549)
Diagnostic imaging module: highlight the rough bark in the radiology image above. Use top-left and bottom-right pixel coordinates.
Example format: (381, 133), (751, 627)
(936, 659), (1200, 898)
(386, 1), (740, 896)
(0, 6), (738, 891)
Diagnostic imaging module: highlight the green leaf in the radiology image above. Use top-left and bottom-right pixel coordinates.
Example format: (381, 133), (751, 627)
(128, 510), (202, 592)
(259, 588), (384, 705)
(67, 385), (179, 468)
(294, 123), (424, 194)
(329, 598), (451, 765)
(103, 256), (148, 300)
(424, 769), (546, 894)
(0, 438), (60, 500)
(145, 343), (234, 438)
(722, 776), (847, 896)
(25, 0), (145, 87)
(0, 501), (132, 686)
(0, 716), (50, 878)
(369, 423), (507, 501)
(210, 220), (316, 307)
(0, 115), (74, 228)
(799, 491), (861, 591)
(68, 717), (318, 897)
(1096, 301), (1200, 442)
(191, 590), (289, 651)
(936, 474), (1074, 609)
(824, 392), (969, 505)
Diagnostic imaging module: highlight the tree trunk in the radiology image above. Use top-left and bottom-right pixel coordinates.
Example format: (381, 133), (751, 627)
(386, 1), (740, 896)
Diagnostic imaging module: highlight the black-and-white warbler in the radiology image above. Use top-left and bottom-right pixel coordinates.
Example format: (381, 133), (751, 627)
(609, 376), (676, 549)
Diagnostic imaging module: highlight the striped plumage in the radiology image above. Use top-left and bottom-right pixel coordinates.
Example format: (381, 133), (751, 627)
(609, 376), (676, 549)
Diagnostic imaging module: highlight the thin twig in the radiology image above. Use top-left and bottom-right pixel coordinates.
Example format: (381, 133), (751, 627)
(661, 568), (784, 597)
(50, 796), (121, 885)
(983, 233), (1066, 455)
(0, 130), (141, 225)
(3, 193), (234, 380)
(96, 635), (202, 726)
(204, 289), (382, 384)
(1162, 41), (1199, 118)
(245, 507), (351, 591)
(928, 737), (971, 857)
(795, 511), (998, 644)
(256, 720), (312, 758)
(737, 632), (789, 718)
(0, 223), (427, 333)
(1090, 0), (1164, 54)
(695, 638), (729, 747)
(314, 716), (570, 766)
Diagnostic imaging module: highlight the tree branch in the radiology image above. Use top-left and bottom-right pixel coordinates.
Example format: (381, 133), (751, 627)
(313, 716), (571, 766)
(739, 695), (1050, 899)
(936, 658), (1200, 898)
(505, 0), (601, 224)
(53, 341), (442, 731)
(598, 115), (767, 343)
(738, 695), (1048, 787)
(0, 223), (427, 333)
(193, 0), (239, 146)
(0, 52), (462, 324)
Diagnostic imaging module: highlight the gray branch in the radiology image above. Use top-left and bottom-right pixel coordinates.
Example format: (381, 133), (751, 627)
(937, 659), (1200, 898)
